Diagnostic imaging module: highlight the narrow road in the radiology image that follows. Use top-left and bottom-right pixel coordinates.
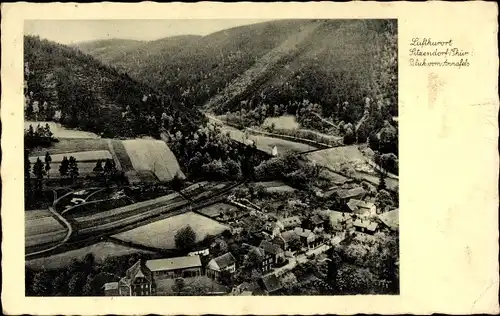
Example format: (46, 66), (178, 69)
(25, 191), (74, 259)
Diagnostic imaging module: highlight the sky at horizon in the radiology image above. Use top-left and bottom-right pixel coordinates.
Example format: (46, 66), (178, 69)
(24, 19), (274, 45)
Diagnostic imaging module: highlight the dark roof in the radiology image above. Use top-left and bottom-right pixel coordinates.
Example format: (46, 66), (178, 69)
(261, 273), (282, 293)
(247, 245), (266, 259)
(310, 214), (324, 225)
(337, 187), (365, 199)
(125, 260), (153, 284)
(259, 240), (284, 255)
(214, 252), (236, 269)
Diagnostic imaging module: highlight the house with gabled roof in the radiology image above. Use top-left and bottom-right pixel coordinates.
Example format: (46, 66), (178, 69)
(378, 208), (399, 231)
(206, 252), (236, 281)
(118, 259), (156, 296)
(353, 218), (379, 234)
(345, 198), (376, 215)
(146, 255), (202, 280)
(335, 187), (366, 204)
(259, 240), (285, 268)
(260, 273), (282, 294)
(293, 227), (318, 249)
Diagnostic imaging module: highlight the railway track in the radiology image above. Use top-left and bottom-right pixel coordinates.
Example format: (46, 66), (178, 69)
(26, 181), (245, 260)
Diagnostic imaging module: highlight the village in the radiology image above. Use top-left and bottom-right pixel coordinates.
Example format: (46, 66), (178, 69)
(103, 176), (399, 296)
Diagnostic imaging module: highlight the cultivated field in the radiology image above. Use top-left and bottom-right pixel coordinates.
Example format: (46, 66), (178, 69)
(70, 192), (186, 232)
(305, 145), (366, 167)
(28, 138), (109, 156)
(29, 150), (112, 163)
(25, 241), (154, 270)
(198, 203), (236, 218)
(262, 115), (300, 130)
(113, 212), (229, 249)
(253, 181), (296, 193)
(25, 121), (100, 139)
(220, 125), (316, 154)
(25, 209), (67, 249)
(109, 139), (134, 171)
(122, 139), (184, 182)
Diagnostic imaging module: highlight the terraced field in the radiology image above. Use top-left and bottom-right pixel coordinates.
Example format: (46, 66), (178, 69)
(113, 212), (229, 250)
(26, 137), (183, 184)
(70, 195), (188, 237)
(122, 139), (184, 182)
(25, 209), (67, 251)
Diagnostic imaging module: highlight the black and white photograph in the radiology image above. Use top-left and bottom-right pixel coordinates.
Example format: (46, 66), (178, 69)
(23, 18), (399, 297)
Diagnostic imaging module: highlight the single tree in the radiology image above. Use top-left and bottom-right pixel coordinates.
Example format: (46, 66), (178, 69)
(44, 152), (52, 178)
(68, 156), (79, 182)
(378, 169), (387, 191)
(172, 277), (185, 295)
(59, 156), (69, 178)
(32, 157), (45, 194)
(174, 225), (196, 250)
(170, 173), (185, 192)
(93, 160), (104, 174)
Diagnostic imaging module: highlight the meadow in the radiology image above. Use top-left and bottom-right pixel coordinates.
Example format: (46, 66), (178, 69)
(112, 212), (229, 249)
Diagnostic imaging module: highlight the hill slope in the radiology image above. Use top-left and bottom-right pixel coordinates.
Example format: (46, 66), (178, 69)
(24, 35), (204, 139)
(77, 20), (397, 121)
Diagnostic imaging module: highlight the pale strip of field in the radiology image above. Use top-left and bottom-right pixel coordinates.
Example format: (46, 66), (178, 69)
(25, 121), (100, 139)
(25, 210), (65, 236)
(77, 199), (188, 235)
(72, 192), (181, 223)
(25, 209), (53, 220)
(26, 230), (67, 248)
(305, 145), (366, 167)
(29, 150), (112, 163)
(26, 216), (65, 235)
(262, 115), (300, 130)
(113, 212), (229, 249)
(220, 124), (315, 154)
(25, 241), (155, 270)
(122, 139), (184, 182)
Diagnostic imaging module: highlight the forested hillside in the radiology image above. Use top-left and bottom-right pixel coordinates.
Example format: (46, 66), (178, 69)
(24, 35), (204, 139)
(77, 19), (398, 156)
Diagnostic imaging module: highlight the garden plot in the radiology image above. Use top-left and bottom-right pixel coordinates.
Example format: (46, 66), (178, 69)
(122, 139), (184, 182)
(28, 138), (109, 156)
(253, 181), (296, 193)
(54, 187), (104, 212)
(25, 209), (67, 248)
(305, 145), (366, 168)
(113, 212), (229, 250)
(262, 115), (300, 130)
(25, 241), (154, 270)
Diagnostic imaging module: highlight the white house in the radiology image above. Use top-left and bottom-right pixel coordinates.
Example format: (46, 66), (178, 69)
(206, 253), (236, 281)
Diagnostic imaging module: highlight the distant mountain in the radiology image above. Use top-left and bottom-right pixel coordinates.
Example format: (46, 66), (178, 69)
(77, 19), (397, 123)
(24, 35), (204, 139)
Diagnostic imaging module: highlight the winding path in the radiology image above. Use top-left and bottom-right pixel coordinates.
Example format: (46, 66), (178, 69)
(25, 190), (74, 259)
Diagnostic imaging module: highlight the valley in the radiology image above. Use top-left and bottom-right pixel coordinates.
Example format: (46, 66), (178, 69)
(24, 19), (399, 297)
